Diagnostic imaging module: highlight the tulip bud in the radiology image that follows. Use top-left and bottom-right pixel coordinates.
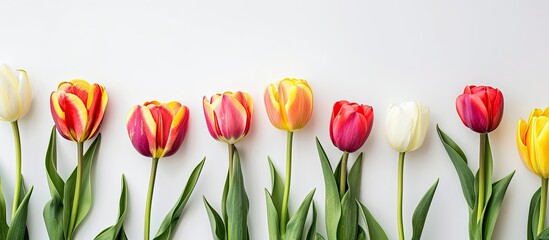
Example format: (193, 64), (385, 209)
(517, 108), (549, 178)
(203, 91), (253, 144)
(264, 78), (313, 132)
(0, 64), (32, 122)
(329, 100), (374, 153)
(50, 79), (108, 142)
(385, 101), (430, 153)
(126, 101), (189, 159)
(456, 85), (503, 133)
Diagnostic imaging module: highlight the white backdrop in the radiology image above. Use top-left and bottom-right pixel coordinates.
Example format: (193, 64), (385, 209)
(1, 1), (549, 239)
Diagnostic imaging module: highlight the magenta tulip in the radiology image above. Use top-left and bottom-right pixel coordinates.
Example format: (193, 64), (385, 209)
(330, 100), (374, 153)
(456, 85), (504, 133)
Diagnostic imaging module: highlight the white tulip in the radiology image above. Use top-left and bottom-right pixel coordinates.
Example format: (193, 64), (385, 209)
(385, 101), (430, 152)
(0, 64), (32, 122)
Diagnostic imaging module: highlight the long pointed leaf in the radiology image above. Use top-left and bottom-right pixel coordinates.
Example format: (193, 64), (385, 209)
(284, 189), (315, 240)
(75, 135), (102, 228)
(268, 157), (287, 221)
(411, 179), (439, 240)
(316, 138), (341, 240)
(6, 187), (33, 240)
(358, 200), (388, 240)
(528, 188), (541, 240)
(94, 175), (128, 240)
(265, 190), (281, 240)
(0, 178), (8, 240)
(306, 202), (318, 240)
(43, 127), (65, 240)
(45, 127), (64, 199)
(437, 126), (475, 209)
(153, 159), (205, 240)
(226, 149), (249, 240)
(203, 197), (226, 240)
(483, 171), (515, 240)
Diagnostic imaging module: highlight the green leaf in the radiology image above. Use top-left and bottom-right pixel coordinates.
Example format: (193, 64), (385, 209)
(338, 154), (363, 240)
(358, 200), (388, 240)
(333, 156), (343, 194)
(0, 178), (8, 240)
(153, 158), (205, 240)
(316, 138), (341, 240)
(538, 227), (549, 239)
(411, 179), (439, 240)
(483, 171), (515, 240)
(94, 175), (128, 240)
(528, 188), (541, 240)
(306, 202), (318, 240)
(268, 157), (287, 221)
(43, 127), (66, 240)
(315, 233), (326, 240)
(45, 127), (64, 200)
(265, 190), (280, 240)
(75, 135), (102, 229)
(357, 227), (366, 240)
(348, 153), (363, 198)
(284, 189), (315, 240)
(226, 148), (249, 240)
(221, 171), (229, 226)
(436, 125), (475, 209)
(43, 198), (64, 240)
(203, 197), (226, 240)
(7, 187), (33, 240)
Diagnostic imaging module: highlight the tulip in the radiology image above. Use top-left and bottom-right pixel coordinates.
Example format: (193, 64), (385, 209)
(385, 101), (430, 153)
(203, 91), (253, 144)
(456, 85), (503, 133)
(50, 79), (108, 142)
(126, 101), (190, 240)
(517, 108), (549, 235)
(264, 78), (313, 132)
(0, 64), (32, 122)
(330, 100), (374, 153)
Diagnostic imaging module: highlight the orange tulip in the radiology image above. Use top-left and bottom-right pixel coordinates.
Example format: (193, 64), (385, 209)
(264, 78), (313, 132)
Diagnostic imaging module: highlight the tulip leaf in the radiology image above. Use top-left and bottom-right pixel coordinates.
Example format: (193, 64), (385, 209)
(436, 125), (475, 209)
(45, 127), (64, 200)
(153, 158), (205, 240)
(333, 156), (343, 195)
(316, 138), (341, 240)
(226, 148), (249, 240)
(265, 190), (281, 240)
(284, 189), (315, 240)
(338, 154), (362, 240)
(482, 171), (515, 240)
(0, 178), (8, 240)
(357, 227), (366, 240)
(7, 187), (33, 240)
(537, 227), (549, 239)
(203, 197), (226, 240)
(411, 179), (439, 240)
(357, 200), (388, 240)
(75, 134), (102, 229)
(528, 188), (541, 240)
(94, 175), (128, 240)
(268, 157), (287, 221)
(43, 197), (64, 240)
(306, 202), (318, 240)
(43, 127), (66, 240)
(221, 171), (229, 226)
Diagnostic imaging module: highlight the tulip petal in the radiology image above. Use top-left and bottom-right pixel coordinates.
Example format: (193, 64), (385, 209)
(330, 100), (350, 145)
(147, 103), (175, 158)
(203, 96), (222, 141)
(50, 92), (72, 141)
(85, 84), (108, 140)
(216, 94), (248, 143)
(282, 83), (313, 130)
(126, 105), (157, 158)
(16, 69), (32, 119)
(386, 104), (414, 152)
(456, 94), (489, 133)
(264, 84), (286, 130)
(56, 92), (88, 141)
(333, 111), (368, 152)
(0, 65), (20, 121)
(517, 118), (533, 174)
(163, 105), (189, 157)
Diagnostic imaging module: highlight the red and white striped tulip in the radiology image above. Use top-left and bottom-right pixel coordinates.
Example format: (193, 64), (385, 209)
(203, 91), (253, 144)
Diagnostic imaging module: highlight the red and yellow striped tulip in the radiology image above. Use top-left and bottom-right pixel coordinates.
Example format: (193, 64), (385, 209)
(203, 91), (253, 144)
(264, 78), (313, 132)
(126, 101), (189, 159)
(50, 79), (108, 142)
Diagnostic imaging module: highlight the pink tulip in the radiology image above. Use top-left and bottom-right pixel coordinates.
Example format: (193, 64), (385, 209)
(203, 91), (253, 144)
(456, 85), (504, 133)
(330, 100), (374, 153)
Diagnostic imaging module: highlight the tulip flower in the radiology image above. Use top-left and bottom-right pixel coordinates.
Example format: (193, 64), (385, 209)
(330, 100), (374, 153)
(0, 64), (33, 235)
(517, 108), (549, 236)
(385, 101), (430, 153)
(50, 79), (108, 142)
(264, 78), (313, 132)
(264, 78), (315, 238)
(438, 85), (513, 240)
(385, 101), (436, 240)
(126, 101), (191, 240)
(456, 85), (503, 133)
(202, 91), (253, 240)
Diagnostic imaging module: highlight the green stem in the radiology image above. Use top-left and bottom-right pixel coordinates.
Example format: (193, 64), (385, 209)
(280, 131), (294, 235)
(144, 158), (159, 240)
(477, 133), (487, 223)
(539, 177), (548, 235)
(339, 151), (349, 199)
(397, 152), (405, 240)
(67, 142), (84, 240)
(228, 143), (234, 186)
(10, 121), (22, 219)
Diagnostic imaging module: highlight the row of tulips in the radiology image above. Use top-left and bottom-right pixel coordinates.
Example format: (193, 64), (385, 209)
(0, 63), (547, 240)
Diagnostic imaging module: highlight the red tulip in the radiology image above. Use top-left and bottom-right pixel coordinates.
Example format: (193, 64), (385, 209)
(203, 91), (253, 144)
(330, 100), (374, 153)
(456, 85), (504, 133)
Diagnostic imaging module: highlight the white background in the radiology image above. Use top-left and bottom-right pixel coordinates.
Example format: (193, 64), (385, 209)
(1, 1), (548, 239)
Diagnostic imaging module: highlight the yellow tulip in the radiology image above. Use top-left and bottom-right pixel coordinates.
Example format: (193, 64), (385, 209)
(264, 78), (313, 132)
(517, 108), (549, 178)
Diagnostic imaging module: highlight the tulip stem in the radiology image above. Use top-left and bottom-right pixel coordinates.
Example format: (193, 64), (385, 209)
(145, 158), (159, 240)
(339, 151), (349, 199)
(11, 121), (22, 219)
(539, 178), (548, 235)
(280, 131), (294, 235)
(477, 133), (487, 223)
(228, 143), (235, 185)
(67, 142), (84, 240)
(397, 152), (405, 240)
